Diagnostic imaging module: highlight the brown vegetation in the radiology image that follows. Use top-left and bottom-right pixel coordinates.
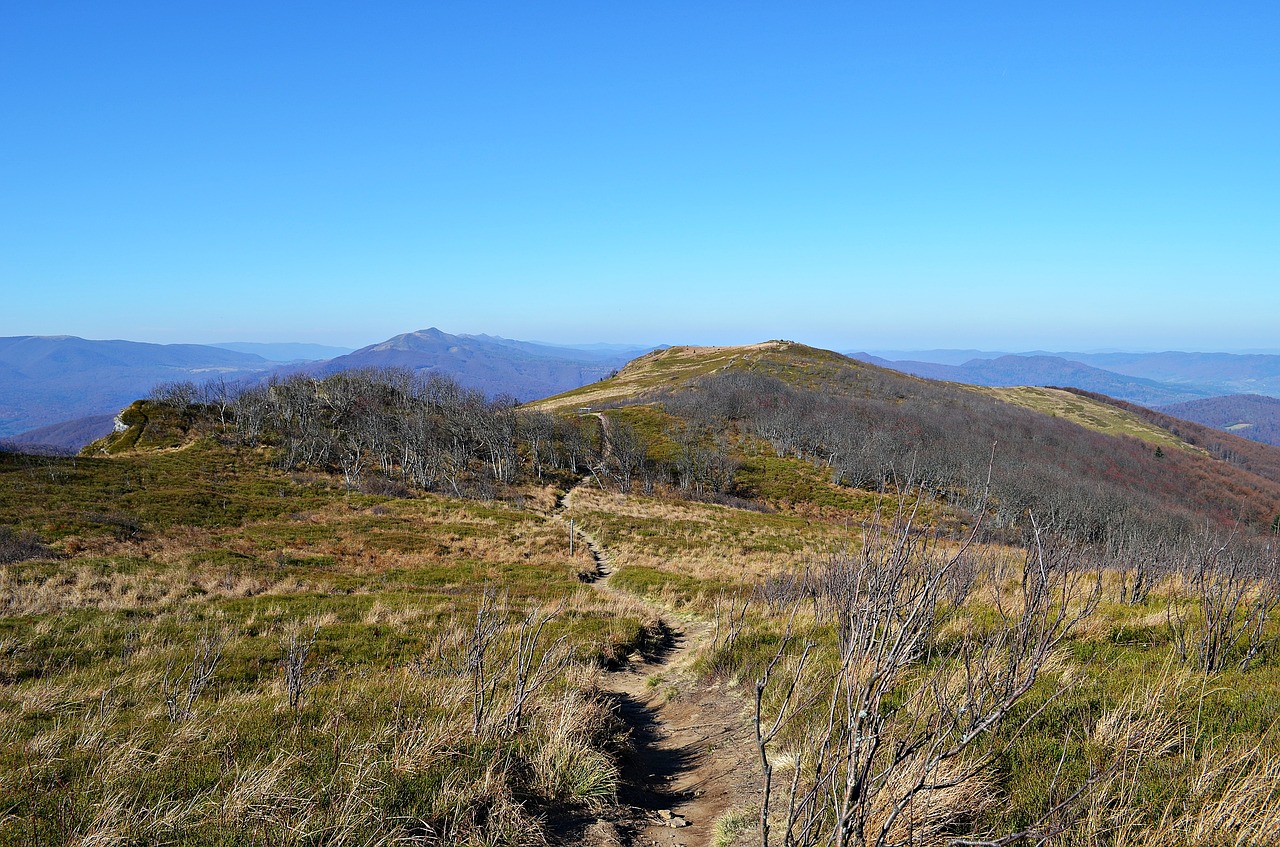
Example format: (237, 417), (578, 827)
(7, 345), (1280, 845)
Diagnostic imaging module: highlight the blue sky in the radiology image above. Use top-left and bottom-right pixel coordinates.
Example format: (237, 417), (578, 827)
(2, 2), (1276, 351)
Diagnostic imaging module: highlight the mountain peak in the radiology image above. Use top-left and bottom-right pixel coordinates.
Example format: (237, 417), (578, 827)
(313, 329), (645, 402)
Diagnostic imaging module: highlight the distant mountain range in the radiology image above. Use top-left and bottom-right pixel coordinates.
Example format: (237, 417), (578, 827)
(852, 353), (1216, 406)
(302, 329), (650, 402)
(0, 336), (277, 444)
(852, 349), (1280, 449)
(1157, 394), (1280, 448)
(1061, 352), (1280, 396)
(8, 334), (1280, 455)
(857, 349), (1280, 400)
(0, 330), (653, 451)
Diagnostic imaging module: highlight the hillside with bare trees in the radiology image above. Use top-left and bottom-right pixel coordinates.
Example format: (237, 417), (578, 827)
(5, 342), (1280, 845)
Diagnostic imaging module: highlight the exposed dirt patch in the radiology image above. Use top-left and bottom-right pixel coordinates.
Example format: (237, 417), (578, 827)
(561, 486), (761, 847)
(597, 628), (759, 847)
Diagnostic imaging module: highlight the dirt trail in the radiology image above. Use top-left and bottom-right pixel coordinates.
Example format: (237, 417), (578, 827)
(559, 487), (760, 847)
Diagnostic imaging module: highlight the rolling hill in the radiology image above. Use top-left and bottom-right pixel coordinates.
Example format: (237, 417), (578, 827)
(852, 352), (1215, 406)
(1157, 394), (1280, 447)
(539, 341), (1280, 540)
(305, 327), (651, 402)
(1073, 351), (1280, 395)
(0, 335), (275, 440)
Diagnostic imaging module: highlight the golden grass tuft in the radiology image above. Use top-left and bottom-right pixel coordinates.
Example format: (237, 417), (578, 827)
(1093, 664), (1193, 759)
(1182, 744), (1280, 844)
(867, 756), (997, 846)
(527, 690), (620, 806)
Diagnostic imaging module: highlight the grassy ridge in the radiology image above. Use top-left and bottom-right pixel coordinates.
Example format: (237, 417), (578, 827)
(531, 340), (874, 412)
(978, 386), (1201, 452)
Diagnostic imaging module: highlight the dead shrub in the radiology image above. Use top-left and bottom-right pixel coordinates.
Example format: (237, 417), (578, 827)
(0, 527), (55, 564)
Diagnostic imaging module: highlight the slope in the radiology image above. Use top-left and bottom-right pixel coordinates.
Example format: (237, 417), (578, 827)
(307, 327), (649, 402)
(0, 335), (274, 438)
(1159, 394), (1280, 447)
(975, 386), (1201, 453)
(853, 352), (1214, 406)
(541, 340), (1280, 541)
(1067, 388), (1280, 488)
(532, 340), (876, 412)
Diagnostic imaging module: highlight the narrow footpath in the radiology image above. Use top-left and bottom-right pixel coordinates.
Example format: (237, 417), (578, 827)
(557, 486), (760, 847)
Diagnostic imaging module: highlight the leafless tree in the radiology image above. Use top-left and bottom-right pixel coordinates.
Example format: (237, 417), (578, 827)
(1167, 534), (1279, 674)
(163, 627), (226, 723)
(503, 603), (572, 734)
(604, 421), (648, 494)
(284, 622), (320, 710)
(754, 508), (1100, 847)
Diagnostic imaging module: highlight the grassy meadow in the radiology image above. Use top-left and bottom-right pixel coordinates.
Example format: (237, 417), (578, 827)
(566, 482), (1280, 846)
(6, 355), (1280, 846)
(0, 445), (660, 846)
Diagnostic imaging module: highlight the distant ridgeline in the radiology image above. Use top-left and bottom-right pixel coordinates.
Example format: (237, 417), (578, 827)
(0, 330), (649, 450)
(87, 341), (1280, 547)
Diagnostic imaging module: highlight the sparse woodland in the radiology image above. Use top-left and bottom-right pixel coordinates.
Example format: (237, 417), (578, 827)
(5, 349), (1280, 846)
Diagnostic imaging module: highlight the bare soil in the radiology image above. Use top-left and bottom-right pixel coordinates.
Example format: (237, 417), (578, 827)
(563, 487), (761, 847)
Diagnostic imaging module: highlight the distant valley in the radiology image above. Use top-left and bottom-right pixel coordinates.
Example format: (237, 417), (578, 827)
(0, 329), (651, 451)
(1158, 394), (1280, 447)
(857, 348), (1280, 401)
(7, 333), (1280, 455)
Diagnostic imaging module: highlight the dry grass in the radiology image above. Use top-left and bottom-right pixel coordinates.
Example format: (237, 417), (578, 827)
(761, 751), (995, 846)
(1, 602), (635, 846)
(9, 412), (1280, 846)
(1183, 745), (1280, 844)
(0, 465), (658, 846)
(567, 486), (848, 585)
(1093, 663), (1194, 759)
(1062, 741), (1280, 847)
(870, 756), (997, 846)
(0, 561), (314, 615)
(976, 386), (1203, 454)
(530, 342), (797, 412)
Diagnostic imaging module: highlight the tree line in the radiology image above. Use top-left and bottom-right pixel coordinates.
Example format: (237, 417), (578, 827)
(659, 370), (1280, 546)
(150, 369), (737, 500)
(148, 364), (1280, 550)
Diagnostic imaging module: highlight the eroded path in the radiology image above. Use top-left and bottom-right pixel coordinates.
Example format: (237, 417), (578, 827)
(559, 487), (760, 847)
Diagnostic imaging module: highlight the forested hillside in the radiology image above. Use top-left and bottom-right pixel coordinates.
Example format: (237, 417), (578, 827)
(1160, 393), (1280, 447)
(1068, 388), (1280, 488)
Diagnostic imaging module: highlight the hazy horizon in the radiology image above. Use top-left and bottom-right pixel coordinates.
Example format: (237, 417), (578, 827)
(6, 328), (1280, 360)
(4, 3), (1276, 352)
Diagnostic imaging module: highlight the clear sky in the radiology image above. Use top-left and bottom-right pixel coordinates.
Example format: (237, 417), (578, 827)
(2, 2), (1276, 352)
